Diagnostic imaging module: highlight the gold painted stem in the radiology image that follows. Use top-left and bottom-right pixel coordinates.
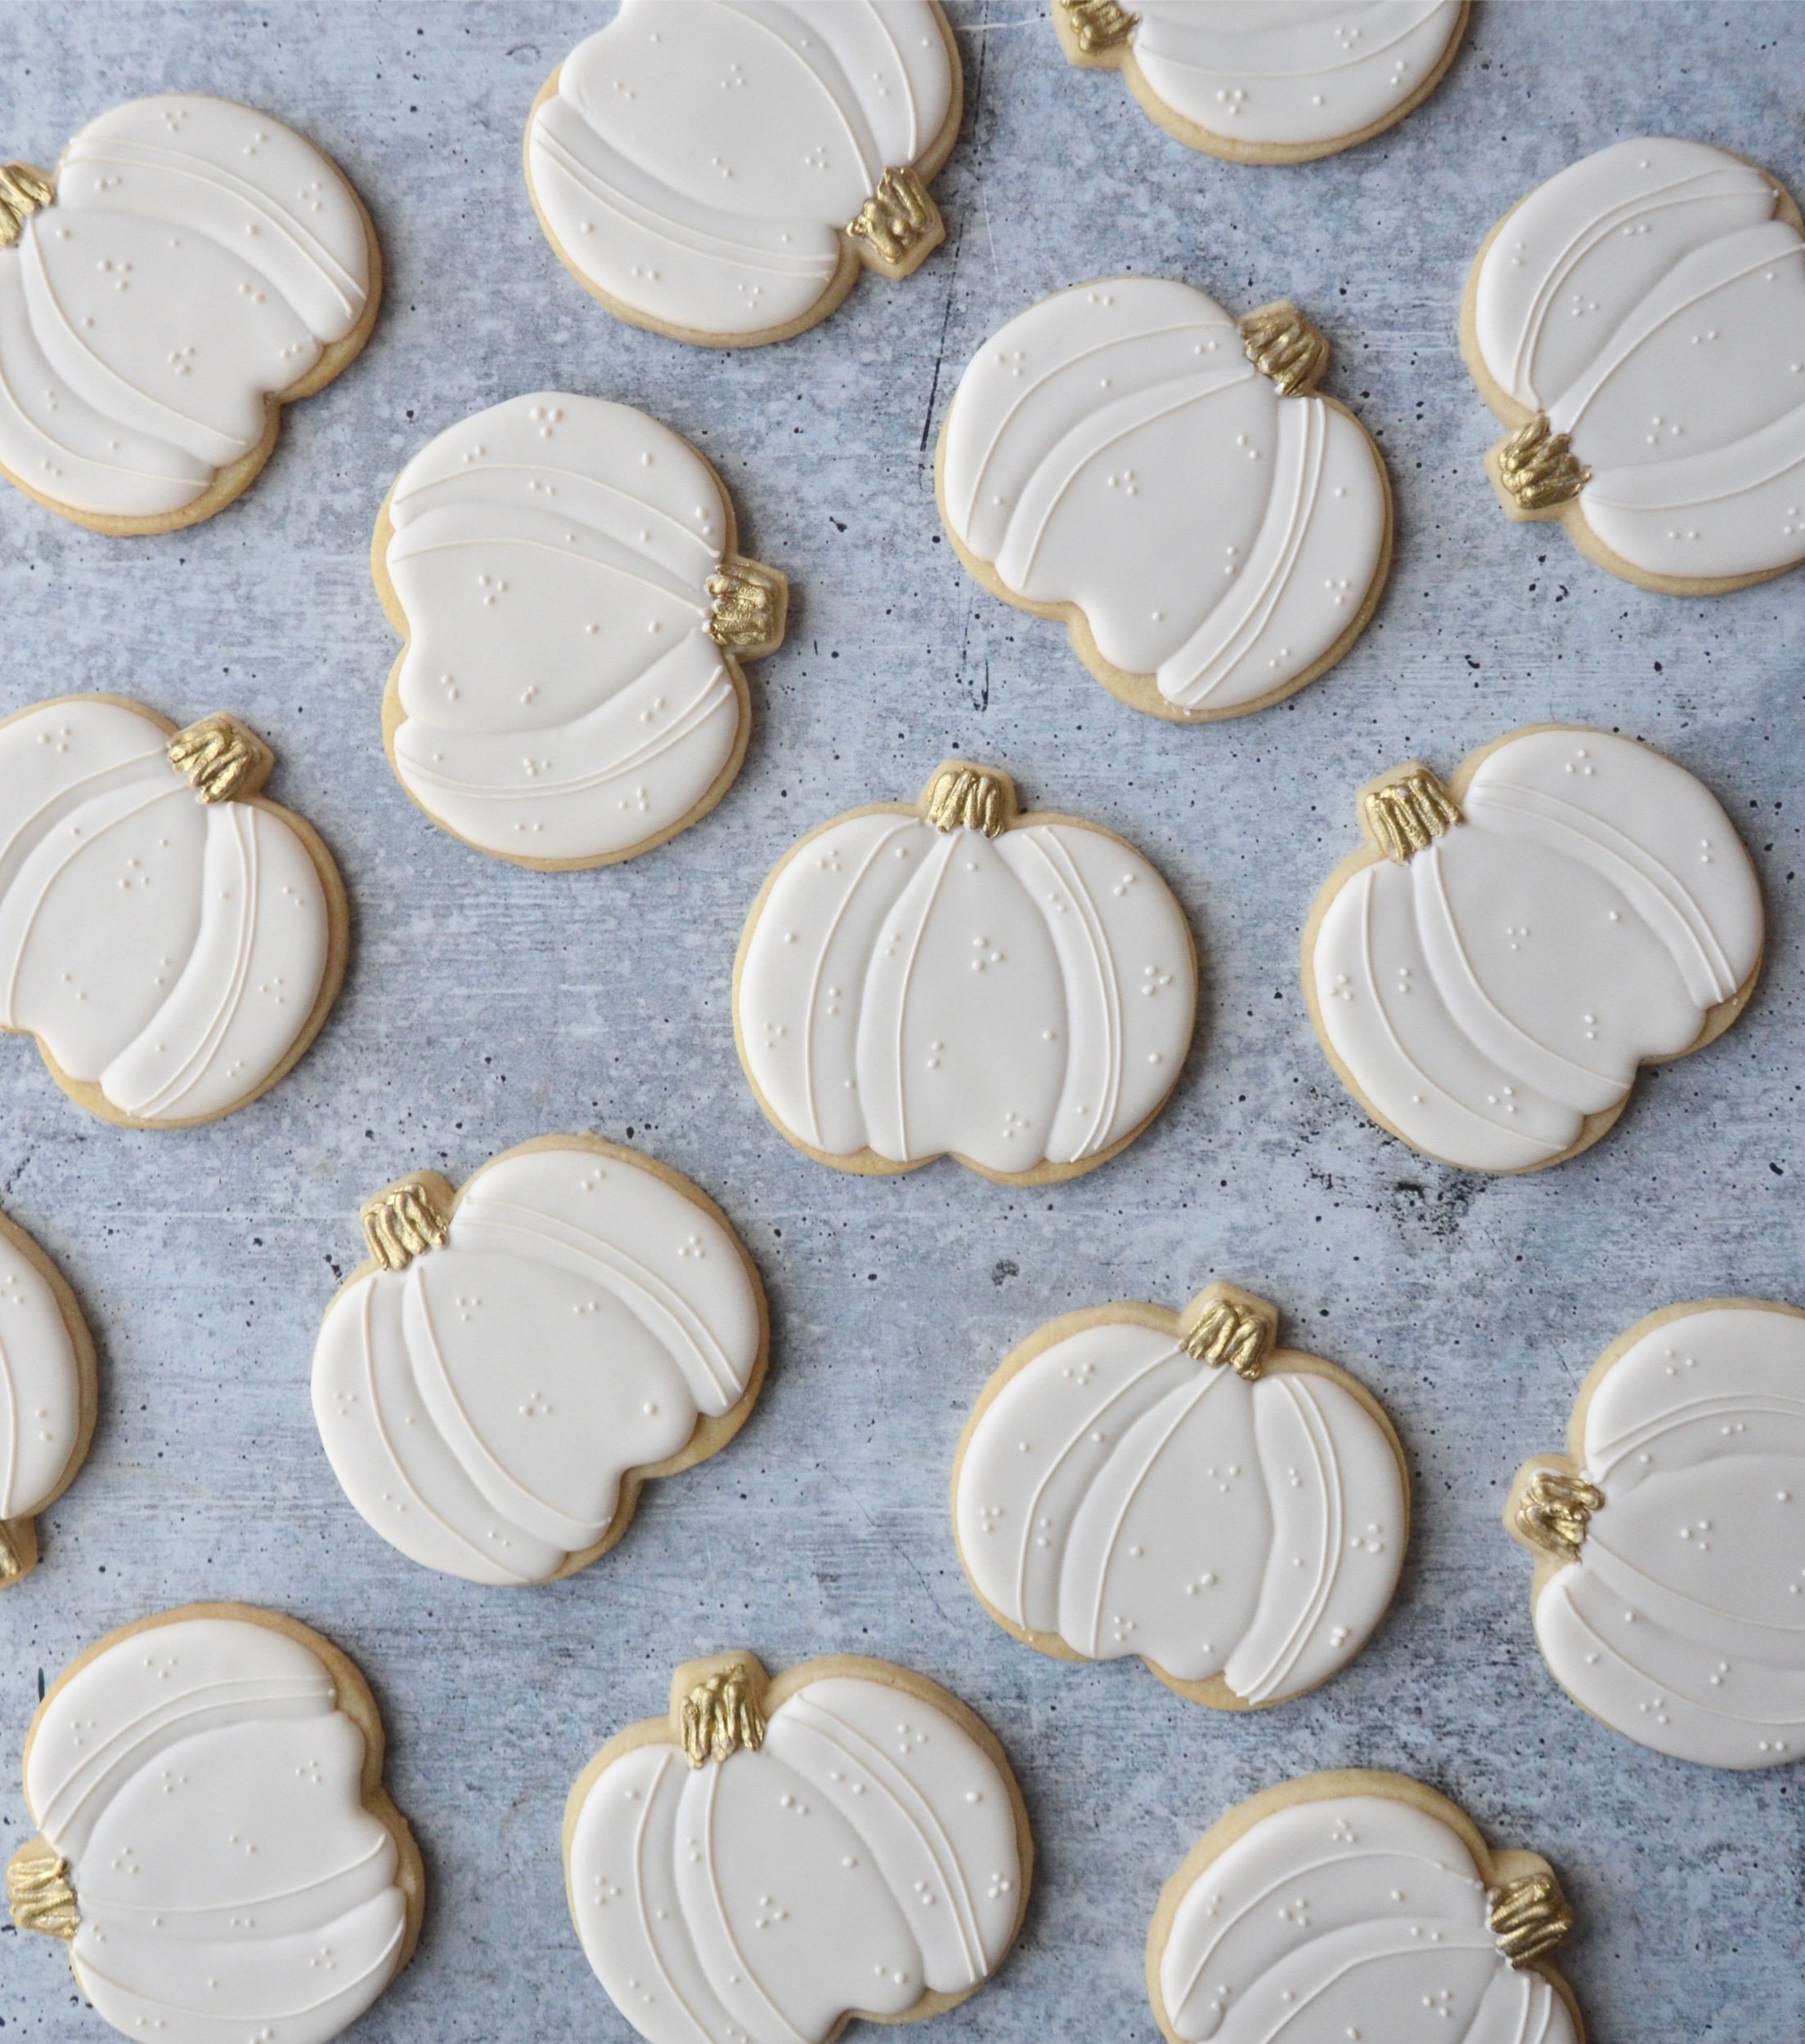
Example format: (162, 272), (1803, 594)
(707, 555), (788, 659)
(681, 1661), (766, 1768)
(0, 163), (53, 248)
(168, 714), (275, 803)
(1489, 1869), (1573, 1966)
(1497, 412), (1589, 511)
(923, 762), (1015, 837)
(1365, 770), (1461, 863)
(1516, 1469), (1603, 1563)
(1060, 0), (1139, 51)
(7, 1837), (77, 1939)
(0, 1519), (22, 1584)
(846, 165), (940, 271)
(1240, 303), (1330, 398)
(361, 1174), (451, 1271)
(1180, 1284), (1277, 1381)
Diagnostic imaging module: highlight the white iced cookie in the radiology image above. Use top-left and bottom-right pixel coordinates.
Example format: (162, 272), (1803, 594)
(312, 1134), (767, 1586)
(0, 697), (346, 1127)
(1304, 725), (1763, 1173)
(1054, 1), (1468, 164)
(376, 393), (784, 867)
(0, 1207), (97, 1587)
(565, 1651), (1030, 2044)
(938, 278), (1391, 721)
(734, 759), (1197, 1183)
(525, 0), (962, 346)
(6, 1603), (424, 2044)
(954, 1283), (1407, 1709)
(0, 94), (379, 534)
(1148, 1771), (1583, 2044)
(1510, 1299), (1805, 1769)
(1464, 137), (1805, 592)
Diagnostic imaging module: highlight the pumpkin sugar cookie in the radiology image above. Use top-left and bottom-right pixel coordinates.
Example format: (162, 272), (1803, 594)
(1509, 1298), (1805, 1770)
(0, 696), (348, 1128)
(524, 0), (962, 348)
(1054, 1), (1468, 165)
(0, 1207), (97, 1588)
(6, 1602), (424, 2044)
(375, 393), (784, 868)
(734, 759), (1197, 1184)
(1463, 137), (1805, 593)
(938, 276), (1392, 721)
(1304, 725), (1762, 1173)
(312, 1134), (767, 1585)
(954, 1283), (1408, 1709)
(0, 94), (379, 534)
(1148, 1770), (1584, 2044)
(565, 1651), (1031, 2044)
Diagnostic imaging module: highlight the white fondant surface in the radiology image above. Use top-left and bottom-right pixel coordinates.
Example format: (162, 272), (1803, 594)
(1472, 137), (1805, 581)
(0, 1231), (82, 1524)
(25, 1615), (408, 2044)
(1313, 728), (1762, 1170)
(0, 94), (370, 520)
(527, 0), (955, 337)
(955, 1317), (1403, 1702)
(312, 1140), (763, 1585)
(941, 277), (1387, 713)
(385, 393), (745, 862)
(1157, 1793), (1578, 2044)
(1533, 1303), (1805, 1768)
(567, 1672), (1020, 2044)
(738, 797), (1196, 1171)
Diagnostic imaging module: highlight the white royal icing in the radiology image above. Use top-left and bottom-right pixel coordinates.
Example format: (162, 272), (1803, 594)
(1313, 728), (1762, 1171)
(736, 782), (1196, 1175)
(941, 277), (1387, 715)
(0, 699), (333, 1124)
(527, 0), (955, 339)
(568, 1672), (1021, 2044)
(0, 1232), (83, 1533)
(955, 1318), (1403, 1705)
(24, 1614), (409, 2044)
(0, 94), (371, 522)
(1532, 1303), (1805, 1769)
(312, 1141), (763, 1586)
(1157, 1793), (1577, 2044)
(384, 393), (751, 864)
(1108, 2), (1465, 152)
(1472, 137), (1805, 582)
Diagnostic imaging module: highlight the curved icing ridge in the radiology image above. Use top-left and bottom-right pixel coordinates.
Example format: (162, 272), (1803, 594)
(734, 758), (1198, 1183)
(312, 1134), (768, 1586)
(1466, 136), (1805, 589)
(1510, 1298), (1805, 1769)
(11, 1606), (422, 2044)
(564, 1651), (1030, 2044)
(524, 0), (961, 345)
(379, 393), (782, 867)
(0, 695), (344, 1127)
(1306, 725), (1763, 1173)
(1056, 1), (1468, 163)
(0, 93), (377, 532)
(0, 1206), (96, 1587)
(954, 1287), (1408, 1708)
(937, 276), (1390, 721)
(1149, 1773), (1582, 2044)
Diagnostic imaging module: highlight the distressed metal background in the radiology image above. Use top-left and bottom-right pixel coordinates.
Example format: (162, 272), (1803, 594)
(2, 4), (1803, 2040)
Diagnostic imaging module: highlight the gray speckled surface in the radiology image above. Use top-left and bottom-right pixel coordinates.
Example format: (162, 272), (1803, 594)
(2, 2), (1804, 2039)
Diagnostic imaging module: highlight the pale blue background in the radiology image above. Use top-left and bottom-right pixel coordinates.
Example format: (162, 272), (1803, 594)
(2, 3), (1803, 2039)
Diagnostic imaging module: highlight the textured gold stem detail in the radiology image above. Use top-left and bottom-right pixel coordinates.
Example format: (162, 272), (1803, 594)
(1489, 1870), (1573, 1967)
(1365, 770), (1461, 863)
(361, 1175), (451, 1271)
(847, 166), (940, 269)
(1060, 0), (1139, 51)
(7, 1838), (77, 1939)
(681, 1664), (766, 1768)
(1241, 303), (1330, 398)
(0, 163), (53, 249)
(707, 555), (787, 658)
(0, 1520), (21, 1584)
(1516, 1469), (1603, 1563)
(924, 763), (1013, 837)
(168, 714), (275, 803)
(1181, 1291), (1274, 1380)
(1497, 411), (1590, 510)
